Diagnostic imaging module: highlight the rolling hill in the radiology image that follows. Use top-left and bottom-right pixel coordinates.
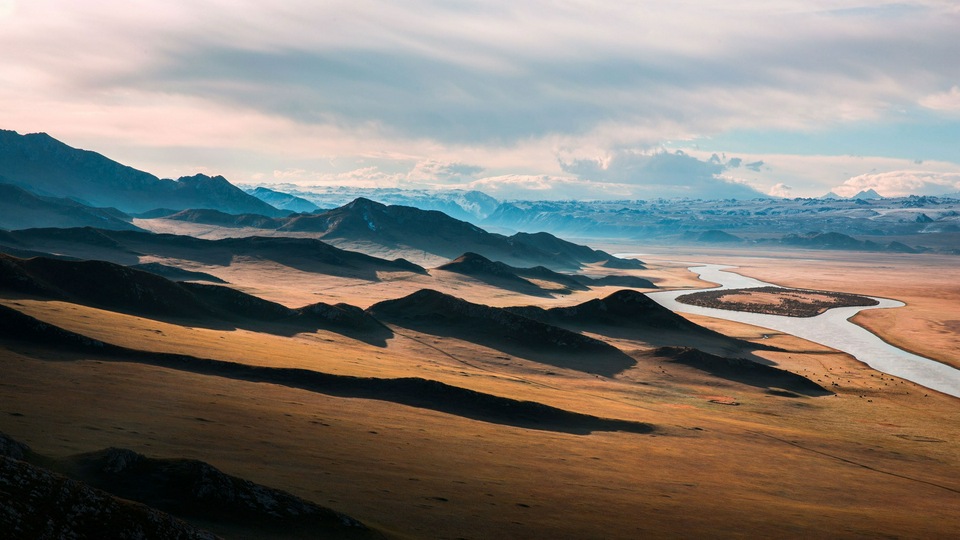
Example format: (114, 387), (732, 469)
(0, 303), (653, 435)
(507, 289), (773, 357)
(0, 253), (389, 342)
(436, 252), (653, 295)
(368, 289), (637, 375)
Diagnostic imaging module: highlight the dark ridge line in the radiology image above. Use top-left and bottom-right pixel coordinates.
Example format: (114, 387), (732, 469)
(127, 354), (654, 434)
(0, 304), (653, 436)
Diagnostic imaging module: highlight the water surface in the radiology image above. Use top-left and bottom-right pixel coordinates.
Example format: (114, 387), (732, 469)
(639, 263), (960, 398)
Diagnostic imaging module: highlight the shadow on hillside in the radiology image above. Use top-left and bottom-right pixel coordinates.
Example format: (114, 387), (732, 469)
(440, 271), (561, 298)
(6, 230), (426, 282)
(0, 305), (653, 435)
(648, 347), (831, 397)
(559, 323), (778, 366)
(123, 239), (389, 282)
(257, 317), (394, 348)
(382, 320), (637, 377)
(0, 291), (393, 348)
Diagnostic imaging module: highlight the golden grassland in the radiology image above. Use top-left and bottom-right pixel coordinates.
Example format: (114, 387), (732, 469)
(1, 251), (958, 538)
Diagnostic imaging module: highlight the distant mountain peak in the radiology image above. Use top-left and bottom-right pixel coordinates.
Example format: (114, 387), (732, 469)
(246, 186), (319, 213)
(852, 188), (883, 200)
(344, 197), (386, 209)
(176, 173), (229, 184)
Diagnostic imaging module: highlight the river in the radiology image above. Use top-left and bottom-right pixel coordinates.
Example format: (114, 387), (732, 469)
(635, 262), (960, 398)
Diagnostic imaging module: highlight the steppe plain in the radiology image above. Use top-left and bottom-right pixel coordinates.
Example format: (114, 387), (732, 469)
(1, 230), (958, 538)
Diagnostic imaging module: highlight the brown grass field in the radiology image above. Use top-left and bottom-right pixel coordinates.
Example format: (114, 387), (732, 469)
(1, 244), (958, 538)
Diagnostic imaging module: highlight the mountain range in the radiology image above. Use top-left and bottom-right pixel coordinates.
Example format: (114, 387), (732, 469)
(242, 185), (500, 222)
(4, 128), (956, 256)
(0, 129), (285, 216)
(154, 197), (642, 270)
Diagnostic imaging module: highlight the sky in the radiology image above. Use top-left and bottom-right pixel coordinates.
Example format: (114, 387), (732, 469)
(2, 0), (960, 200)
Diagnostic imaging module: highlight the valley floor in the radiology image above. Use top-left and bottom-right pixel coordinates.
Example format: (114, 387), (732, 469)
(1, 249), (958, 538)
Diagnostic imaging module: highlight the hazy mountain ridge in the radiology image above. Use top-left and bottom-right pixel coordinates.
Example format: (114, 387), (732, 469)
(242, 185), (500, 222)
(4, 128), (957, 256)
(0, 182), (143, 231)
(481, 196), (960, 252)
(0, 129), (285, 216)
(165, 208), (287, 229)
(246, 186), (320, 213)
(149, 197), (639, 270)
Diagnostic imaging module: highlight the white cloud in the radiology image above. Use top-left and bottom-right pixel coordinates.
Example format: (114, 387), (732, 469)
(406, 160), (484, 185)
(833, 171), (960, 197)
(466, 175), (635, 200)
(919, 86), (960, 112)
(768, 183), (793, 197)
(559, 149), (765, 198)
(265, 166), (405, 189)
(675, 148), (960, 197)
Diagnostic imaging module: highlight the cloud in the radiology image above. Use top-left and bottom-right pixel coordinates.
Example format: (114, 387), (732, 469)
(406, 160), (484, 184)
(466, 175), (635, 200)
(833, 171), (960, 197)
(1, 2), (959, 198)
(920, 86), (960, 112)
(265, 166), (405, 189)
(674, 148), (960, 198)
(560, 150), (765, 199)
(6, 2), (960, 146)
(768, 183), (793, 198)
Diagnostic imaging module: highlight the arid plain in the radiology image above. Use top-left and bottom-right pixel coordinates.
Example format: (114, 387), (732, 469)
(1, 233), (958, 539)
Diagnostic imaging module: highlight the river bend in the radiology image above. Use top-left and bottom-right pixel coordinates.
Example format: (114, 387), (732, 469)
(642, 263), (960, 398)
